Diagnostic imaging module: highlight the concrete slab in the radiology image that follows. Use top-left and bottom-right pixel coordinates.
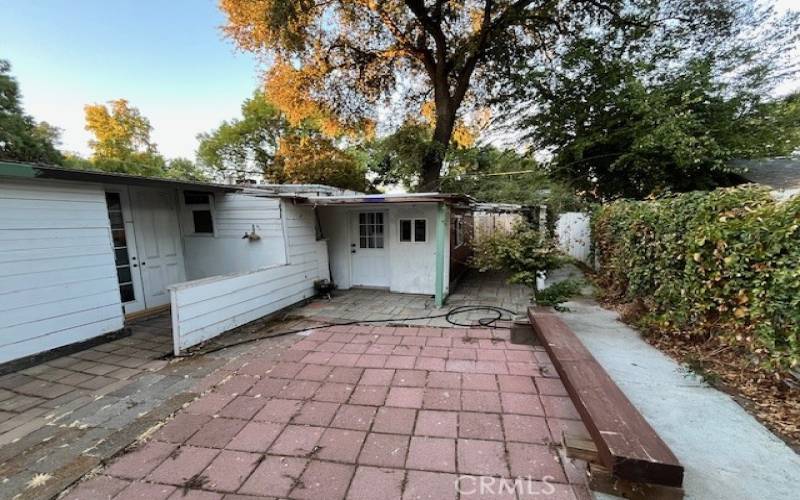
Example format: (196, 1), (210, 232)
(556, 297), (800, 500)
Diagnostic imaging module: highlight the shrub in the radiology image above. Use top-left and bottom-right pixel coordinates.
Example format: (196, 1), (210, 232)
(536, 278), (585, 307)
(592, 186), (800, 371)
(471, 223), (565, 293)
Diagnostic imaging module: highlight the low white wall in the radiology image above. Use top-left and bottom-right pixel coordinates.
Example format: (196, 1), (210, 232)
(170, 202), (327, 354)
(556, 211), (591, 263)
(0, 178), (124, 364)
(181, 193), (287, 280)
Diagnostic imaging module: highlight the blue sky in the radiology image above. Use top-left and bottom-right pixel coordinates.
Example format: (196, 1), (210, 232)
(3, 0), (263, 159)
(3, 0), (798, 161)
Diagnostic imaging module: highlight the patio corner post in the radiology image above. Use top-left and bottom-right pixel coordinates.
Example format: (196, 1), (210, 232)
(435, 202), (447, 308)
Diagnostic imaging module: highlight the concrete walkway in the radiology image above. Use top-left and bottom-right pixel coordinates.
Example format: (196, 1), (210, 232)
(556, 297), (800, 500)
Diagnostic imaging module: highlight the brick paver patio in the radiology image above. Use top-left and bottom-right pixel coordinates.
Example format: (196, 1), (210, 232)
(0, 314), (173, 447)
(64, 323), (591, 499)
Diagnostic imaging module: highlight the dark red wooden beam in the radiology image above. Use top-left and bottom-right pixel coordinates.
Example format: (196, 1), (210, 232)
(529, 307), (684, 487)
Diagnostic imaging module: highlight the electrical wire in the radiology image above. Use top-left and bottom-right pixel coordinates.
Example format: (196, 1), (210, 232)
(179, 304), (518, 357)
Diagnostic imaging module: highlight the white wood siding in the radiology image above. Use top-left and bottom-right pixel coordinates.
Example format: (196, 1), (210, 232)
(170, 202), (327, 354)
(181, 193), (287, 280)
(0, 179), (123, 364)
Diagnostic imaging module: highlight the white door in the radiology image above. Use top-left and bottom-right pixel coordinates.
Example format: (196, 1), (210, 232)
(130, 188), (185, 309)
(350, 211), (389, 288)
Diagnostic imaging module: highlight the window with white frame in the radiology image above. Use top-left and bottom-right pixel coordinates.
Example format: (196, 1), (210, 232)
(183, 191), (215, 235)
(399, 218), (427, 242)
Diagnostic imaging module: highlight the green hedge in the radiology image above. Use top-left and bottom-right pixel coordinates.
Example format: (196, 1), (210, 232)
(592, 186), (800, 371)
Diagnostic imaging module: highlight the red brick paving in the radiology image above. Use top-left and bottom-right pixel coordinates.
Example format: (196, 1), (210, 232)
(457, 439), (509, 476)
(238, 455), (306, 496)
(415, 409), (458, 438)
(359, 433), (409, 468)
(406, 436), (456, 472)
(75, 324), (587, 499)
(104, 441), (178, 479)
(348, 466), (405, 500)
(201, 450), (261, 492)
(330, 404), (376, 430)
(459, 412), (504, 441)
(146, 445), (219, 485)
(360, 368), (394, 385)
(187, 417), (247, 448)
(227, 421), (284, 453)
(269, 424), (325, 456)
(114, 481), (176, 499)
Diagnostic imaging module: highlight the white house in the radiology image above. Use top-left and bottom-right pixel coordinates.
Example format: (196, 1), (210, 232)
(0, 162), (473, 366)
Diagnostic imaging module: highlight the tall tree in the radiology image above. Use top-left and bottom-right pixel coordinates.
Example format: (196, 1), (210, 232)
(84, 99), (159, 164)
(0, 59), (62, 164)
(198, 91), (369, 189)
(361, 101), (481, 189)
(81, 99), (207, 179)
(197, 92), (287, 180)
(220, 0), (703, 190)
(274, 134), (370, 191)
(504, 1), (800, 199)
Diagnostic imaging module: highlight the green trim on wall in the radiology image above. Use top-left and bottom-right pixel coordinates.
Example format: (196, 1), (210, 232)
(0, 162), (38, 178)
(434, 202), (448, 308)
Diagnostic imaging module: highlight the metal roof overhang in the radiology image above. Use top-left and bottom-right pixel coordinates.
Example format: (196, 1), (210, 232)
(0, 161), (242, 193)
(297, 193), (474, 208)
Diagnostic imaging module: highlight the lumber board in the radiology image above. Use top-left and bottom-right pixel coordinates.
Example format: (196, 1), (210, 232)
(529, 307), (684, 488)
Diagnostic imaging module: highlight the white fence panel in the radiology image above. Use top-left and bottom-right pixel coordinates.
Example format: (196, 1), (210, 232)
(556, 212), (591, 263)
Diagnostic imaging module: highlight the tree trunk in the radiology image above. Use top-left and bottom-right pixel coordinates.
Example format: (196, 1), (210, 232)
(418, 99), (456, 192)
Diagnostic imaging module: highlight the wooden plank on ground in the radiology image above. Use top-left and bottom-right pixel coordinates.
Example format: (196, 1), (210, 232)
(529, 307), (684, 488)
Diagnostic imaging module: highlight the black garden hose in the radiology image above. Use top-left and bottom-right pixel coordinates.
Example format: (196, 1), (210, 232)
(180, 304), (518, 357)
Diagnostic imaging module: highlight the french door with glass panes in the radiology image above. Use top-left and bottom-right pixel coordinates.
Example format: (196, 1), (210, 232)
(350, 211), (389, 288)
